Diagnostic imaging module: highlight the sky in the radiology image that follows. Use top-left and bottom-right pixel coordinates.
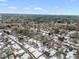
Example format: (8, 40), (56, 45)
(0, 0), (79, 15)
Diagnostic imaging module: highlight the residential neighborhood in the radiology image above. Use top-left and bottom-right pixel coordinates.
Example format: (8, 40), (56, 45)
(0, 14), (79, 59)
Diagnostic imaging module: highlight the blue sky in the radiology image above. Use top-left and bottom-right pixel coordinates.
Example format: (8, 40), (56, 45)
(0, 0), (79, 15)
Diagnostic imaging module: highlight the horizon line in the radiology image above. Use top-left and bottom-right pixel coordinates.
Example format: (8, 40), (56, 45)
(0, 13), (79, 16)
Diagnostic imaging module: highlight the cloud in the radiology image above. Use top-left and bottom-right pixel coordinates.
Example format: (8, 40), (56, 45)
(8, 6), (17, 9)
(23, 7), (48, 13)
(34, 7), (43, 10)
(0, 0), (6, 2)
(34, 7), (48, 12)
(24, 7), (30, 10)
(55, 6), (59, 9)
(0, 3), (8, 6)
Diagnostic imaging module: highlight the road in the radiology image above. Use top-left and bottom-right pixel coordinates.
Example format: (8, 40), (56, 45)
(8, 35), (47, 59)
